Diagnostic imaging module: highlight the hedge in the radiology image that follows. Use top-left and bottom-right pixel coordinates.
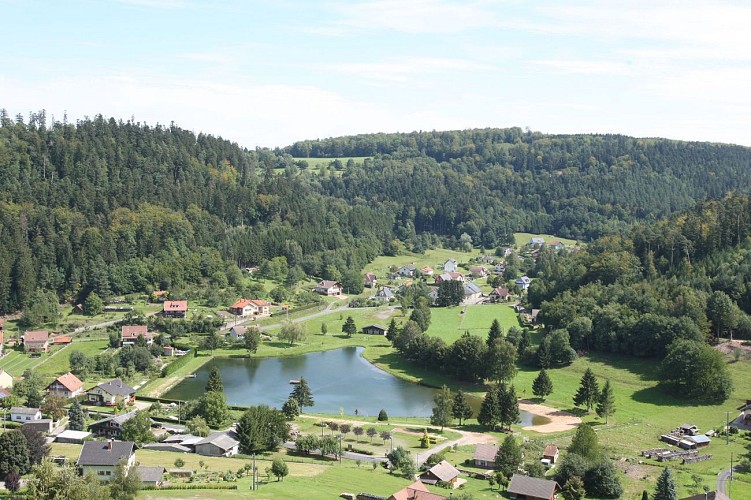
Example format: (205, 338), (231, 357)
(142, 484), (238, 491)
(161, 350), (196, 377)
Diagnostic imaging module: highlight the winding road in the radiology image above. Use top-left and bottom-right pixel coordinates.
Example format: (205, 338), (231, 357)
(717, 466), (737, 497)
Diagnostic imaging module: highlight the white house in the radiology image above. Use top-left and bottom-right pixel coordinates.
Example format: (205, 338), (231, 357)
(314, 280), (342, 296)
(529, 237), (545, 246)
(0, 369), (13, 389)
(10, 406), (42, 422)
(77, 440), (136, 481)
(443, 259), (458, 272)
(515, 276), (532, 291)
(47, 372), (84, 399)
(374, 287), (396, 302)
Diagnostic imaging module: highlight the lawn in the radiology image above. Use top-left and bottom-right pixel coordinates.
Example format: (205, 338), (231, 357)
(424, 303), (519, 343)
(0, 349), (46, 377)
(513, 232), (581, 248)
(34, 339), (110, 378)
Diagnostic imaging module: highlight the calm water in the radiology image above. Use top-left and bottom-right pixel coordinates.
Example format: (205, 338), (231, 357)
(164, 347), (547, 423)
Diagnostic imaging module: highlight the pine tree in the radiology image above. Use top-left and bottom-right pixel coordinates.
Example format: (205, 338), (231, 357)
(573, 367), (599, 412)
(430, 385), (453, 430)
(498, 384), (520, 430)
(291, 377), (314, 408)
(537, 339), (551, 368)
(517, 329), (531, 355)
(532, 369), (553, 400)
(487, 319), (503, 347)
(654, 467), (677, 500)
(596, 379), (616, 423)
(451, 389), (474, 425)
(68, 400), (86, 431)
(495, 434), (522, 478)
(205, 366), (224, 393)
(342, 316), (357, 337)
(386, 319), (398, 343)
(477, 387), (501, 430)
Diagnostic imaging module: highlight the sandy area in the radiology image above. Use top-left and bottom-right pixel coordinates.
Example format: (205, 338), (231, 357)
(519, 400), (581, 433)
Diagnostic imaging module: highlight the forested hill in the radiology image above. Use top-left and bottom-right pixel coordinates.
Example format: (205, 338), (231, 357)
(286, 129), (751, 241)
(2, 113), (751, 315)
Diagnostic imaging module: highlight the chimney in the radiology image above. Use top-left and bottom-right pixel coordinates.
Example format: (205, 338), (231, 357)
(108, 438), (113, 450)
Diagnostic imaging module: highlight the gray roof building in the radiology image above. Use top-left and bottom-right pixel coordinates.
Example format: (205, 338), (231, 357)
(507, 474), (560, 500)
(77, 440), (135, 466)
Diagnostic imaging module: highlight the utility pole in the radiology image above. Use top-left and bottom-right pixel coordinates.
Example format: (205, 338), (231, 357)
(252, 453), (256, 490)
(726, 411), (731, 445)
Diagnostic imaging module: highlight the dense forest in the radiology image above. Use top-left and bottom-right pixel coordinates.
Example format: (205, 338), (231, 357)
(2, 111), (751, 320)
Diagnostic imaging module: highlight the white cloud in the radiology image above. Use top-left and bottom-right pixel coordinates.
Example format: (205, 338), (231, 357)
(529, 59), (632, 76)
(326, 57), (495, 84)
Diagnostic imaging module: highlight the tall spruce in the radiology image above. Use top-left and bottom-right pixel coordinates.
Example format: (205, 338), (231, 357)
(291, 377), (314, 408)
(596, 379), (616, 423)
(68, 400), (86, 431)
(477, 387), (501, 430)
(654, 467), (677, 500)
(573, 368), (599, 412)
(451, 389), (473, 425)
(498, 384), (520, 430)
(386, 319), (398, 343)
(532, 369), (553, 400)
(487, 319), (503, 347)
(205, 366), (224, 393)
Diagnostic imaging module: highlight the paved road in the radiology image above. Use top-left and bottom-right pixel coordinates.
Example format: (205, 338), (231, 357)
(717, 466), (737, 497)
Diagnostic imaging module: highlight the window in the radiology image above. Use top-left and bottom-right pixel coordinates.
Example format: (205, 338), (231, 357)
(98, 471), (105, 476)
(106, 471), (111, 475)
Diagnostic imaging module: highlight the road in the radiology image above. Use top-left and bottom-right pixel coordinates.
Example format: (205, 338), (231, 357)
(717, 466), (737, 497)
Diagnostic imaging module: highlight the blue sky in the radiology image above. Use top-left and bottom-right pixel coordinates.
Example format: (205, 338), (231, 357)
(2, 0), (749, 147)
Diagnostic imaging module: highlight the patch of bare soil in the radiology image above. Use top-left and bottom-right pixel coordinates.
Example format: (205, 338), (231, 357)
(713, 339), (751, 356)
(518, 400), (582, 433)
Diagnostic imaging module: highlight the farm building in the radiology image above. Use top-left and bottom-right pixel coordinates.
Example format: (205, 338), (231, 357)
(472, 443), (498, 468)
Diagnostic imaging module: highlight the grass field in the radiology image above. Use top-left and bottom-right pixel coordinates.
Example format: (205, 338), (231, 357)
(513, 232), (581, 248)
(33, 339), (110, 378)
(424, 304), (519, 343)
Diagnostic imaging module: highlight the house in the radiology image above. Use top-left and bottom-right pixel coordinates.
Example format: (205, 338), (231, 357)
(531, 309), (541, 323)
(421, 266), (434, 276)
(494, 263), (506, 274)
(428, 288), (440, 305)
(249, 299), (271, 316)
(0, 369), (13, 389)
(77, 440), (136, 482)
(228, 326), (248, 342)
(55, 430), (92, 444)
(229, 298), (255, 317)
(434, 272), (465, 285)
(47, 372), (84, 398)
(398, 264), (417, 277)
(542, 444), (559, 465)
(121, 325), (153, 346)
(23, 419), (53, 434)
(389, 480), (446, 500)
(315, 280), (342, 296)
(162, 300), (188, 318)
(137, 466), (165, 487)
(443, 259), (458, 272)
(375, 287), (397, 302)
(364, 272), (378, 288)
(419, 460), (460, 485)
(194, 432), (240, 457)
(10, 406), (42, 422)
(680, 424), (699, 436)
(489, 287), (512, 302)
(499, 247), (513, 258)
(549, 241), (565, 251)
(507, 474), (561, 500)
(22, 330), (49, 352)
(142, 442), (192, 453)
(463, 283), (483, 301)
(162, 345), (175, 357)
(515, 276), (532, 291)
(52, 336), (72, 345)
(362, 324), (388, 336)
(529, 237), (545, 247)
(473, 443), (498, 468)
(89, 410), (143, 439)
(151, 290), (168, 302)
(469, 265), (489, 278)
(477, 254), (495, 264)
(679, 492), (729, 500)
(87, 379), (136, 406)
(161, 434), (204, 451)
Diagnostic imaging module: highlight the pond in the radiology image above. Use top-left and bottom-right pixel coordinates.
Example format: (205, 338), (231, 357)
(163, 346), (549, 424)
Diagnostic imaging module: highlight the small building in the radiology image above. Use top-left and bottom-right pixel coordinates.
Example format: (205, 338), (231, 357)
(469, 265), (490, 278)
(389, 480), (446, 500)
(228, 326), (248, 342)
(88, 410), (142, 439)
(473, 443), (498, 468)
(421, 266), (434, 276)
(249, 299), (271, 316)
(507, 474), (560, 500)
(515, 276), (532, 291)
(162, 301), (188, 318)
(162, 345), (175, 357)
(22, 330), (49, 352)
(549, 241), (565, 251)
(660, 434), (681, 446)
(463, 283), (483, 301)
(55, 430), (92, 444)
(23, 418), (53, 434)
(680, 424), (699, 436)
(443, 259), (458, 273)
(529, 237), (545, 247)
(494, 263), (506, 274)
(542, 444), (559, 464)
(11, 406), (42, 422)
(229, 298), (255, 317)
(0, 368), (13, 389)
(137, 466), (165, 487)
(374, 287), (396, 302)
(52, 336), (72, 345)
(418, 460), (460, 485)
(362, 324), (388, 336)
(489, 287), (512, 302)
(397, 264), (417, 277)
(87, 379), (136, 406)
(142, 442), (192, 453)
(679, 439), (697, 450)
(194, 432), (240, 457)
(121, 325), (153, 346)
(77, 440), (136, 482)
(364, 272), (378, 288)
(314, 280), (342, 296)
(47, 372), (84, 399)
(687, 435), (711, 448)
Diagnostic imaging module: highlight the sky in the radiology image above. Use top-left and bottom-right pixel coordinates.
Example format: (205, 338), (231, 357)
(1, 0), (749, 148)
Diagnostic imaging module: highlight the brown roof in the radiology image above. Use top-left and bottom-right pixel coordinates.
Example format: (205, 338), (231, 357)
(52, 372), (84, 392)
(421, 460), (459, 482)
(230, 298), (252, 309)
(491, 287), (510, 297)
(317, 280), (340, 288)
(23, 330), (49, 343)
(507, 475), (559, 499)
(249, 299), (271, 307)
(163, 301), (188, 312)
(52, 336), (72, 344)
(0, 330), (4, 344)
(543, 444), (558, 457)
(390, 481), (445, 500)
(121, 325), (149, 339)
(473, 443), (498, 462)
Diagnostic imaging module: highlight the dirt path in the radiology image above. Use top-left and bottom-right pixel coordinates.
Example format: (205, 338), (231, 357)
(518, 400), (581, 433)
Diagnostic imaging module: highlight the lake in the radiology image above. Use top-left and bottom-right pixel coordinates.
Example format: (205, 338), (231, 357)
(163, 346), (549, 424)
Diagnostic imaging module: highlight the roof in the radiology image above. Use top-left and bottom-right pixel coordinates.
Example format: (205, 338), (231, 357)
(249, 299), (271, 307)
(163, 301), (188, 312)
(317, 280), (340, 288)
(11, 406), (40, 415)
(0, 388), (11, 398)
(491, 287), (510, 296)
(463, 283), (483, 295)
(543, 444), (559, 456)
(51, 372), (84, 392)
(507, 474), (559, 499)
(688, 435), (711, 444)
(376, 287), (395, 297)
(445, 258), (457, 264)
(473, 443), (498, 462)
(55, 430), (92, 441)
(230, 326), (248, 335)
(137, 466), (165, 483)
(516, 276), (531, 284)
(77, 440), (135, 466)
(680, 423), (698, 429)
(365, 272), (377, 280)
(121, 325), (148, 338)
(421, 267), (433, 272)
(230, 298), (252, 309)
(52, 336), (72, 344)
(96, 379), (136, 397)
(163, 434), (199, 443)
(23, 330), (49, 343)
(363, 324), (388, 331)
(390, 480), (446, 500)
(423, 460), (459, 482)
(142, 443), (192, 453)
(196, 432), (240, 452)
(89, 409), (140, 428)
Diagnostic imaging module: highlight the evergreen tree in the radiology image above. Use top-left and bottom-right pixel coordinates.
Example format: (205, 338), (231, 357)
(487, 319), (503, 346)
(517, 329), (531, 356)
(342, 316), (357, 337)
(495, 434), (522, 478)
(110, 459), (141, 500)
(654, 467), (677, 500)
(291, 377), (314, 408)
(205, 366), (224, 393)
(68, 400), (86, 431)
(641, 490), (650, 500)
(320, 323), (327, 335)
(244, 328), (260, 354)
(532, 369), (553, 400)
(378, 409), (388, 421)
(477, 387), (500, 430)
(536, 339), (551, 368)
(451, 389), (474, 425)
(484, 338), (518, 383)
(498, 384), (520, 430)
(26, 384), (43, 408)
(386, 319), (398, 343)
(561, 476), (586, 500)
(596, 379), (616, 423)
(430, 385), (453, 430)
(573, 367), (599, 412)
(568, 424), (600, 460)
